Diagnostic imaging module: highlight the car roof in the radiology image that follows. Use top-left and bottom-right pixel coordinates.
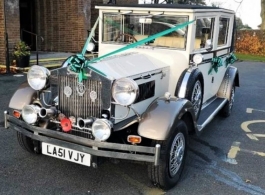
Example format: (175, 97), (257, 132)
(96, 4), (221, 10)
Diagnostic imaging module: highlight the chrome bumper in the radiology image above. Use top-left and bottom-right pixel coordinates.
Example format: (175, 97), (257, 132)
(4, 111), (160, 166)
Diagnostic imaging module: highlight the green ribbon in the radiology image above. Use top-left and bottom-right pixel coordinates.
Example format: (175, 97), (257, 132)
(68, 19), (195, 82)
(208, 57), (223, 74)
(225, 53), (237, 66)
(90, 19), (195, 63)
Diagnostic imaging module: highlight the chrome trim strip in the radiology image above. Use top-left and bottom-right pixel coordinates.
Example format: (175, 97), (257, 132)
(154, 144), (161, 166)
(198, 99), (227, 131)
(178, 71), (191, 98)
(4, 111), (9, 129)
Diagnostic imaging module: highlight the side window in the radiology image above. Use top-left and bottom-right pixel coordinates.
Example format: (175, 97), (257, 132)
(218, 17), (230, 46)
(194, 17), (215, 50)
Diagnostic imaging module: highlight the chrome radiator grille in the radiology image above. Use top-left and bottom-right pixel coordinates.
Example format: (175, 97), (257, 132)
(58, 76), (102, 138)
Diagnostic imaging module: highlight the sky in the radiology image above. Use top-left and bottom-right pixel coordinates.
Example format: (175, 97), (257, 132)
(139, 0), (262, 29)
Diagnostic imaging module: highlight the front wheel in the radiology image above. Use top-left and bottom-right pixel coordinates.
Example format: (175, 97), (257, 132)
(17, 132), (40, 154)
(148, 120), (188, 190)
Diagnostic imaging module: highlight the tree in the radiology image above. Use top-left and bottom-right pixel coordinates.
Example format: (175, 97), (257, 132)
(261, 0), (265, 29)
(236, 17), (252, 30)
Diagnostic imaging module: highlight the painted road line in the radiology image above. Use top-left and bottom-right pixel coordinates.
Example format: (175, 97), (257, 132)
(227, 142), (265, 165)
(246, 108), (265, 113)
(240, 149), (265, 157)
(246, 134), (259, 141)
(241, 120), (265, 141)
(227, 142), (240, 164)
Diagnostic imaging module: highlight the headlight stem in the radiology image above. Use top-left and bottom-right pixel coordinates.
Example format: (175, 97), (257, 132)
(42, 91), (52, 107)
(111, 106), (130, 120)
(110, 105), (142, 121)
(130, 106), (141, 120)
(36, 90), (40, 101)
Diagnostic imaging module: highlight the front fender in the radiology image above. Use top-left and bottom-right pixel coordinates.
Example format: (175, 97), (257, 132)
(9, 82), (36, 110)
(217, 66), (239, 100)
(138, 97), (196, 140)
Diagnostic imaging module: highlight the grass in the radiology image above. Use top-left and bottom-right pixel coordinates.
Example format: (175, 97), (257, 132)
(235, 53), (265, 63)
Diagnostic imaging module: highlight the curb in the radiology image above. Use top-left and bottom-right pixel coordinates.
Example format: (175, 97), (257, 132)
(0, 63), (61, 72)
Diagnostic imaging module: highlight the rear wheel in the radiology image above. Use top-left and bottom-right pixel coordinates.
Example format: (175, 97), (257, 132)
(17, 132), (40, 154)
(148, 120), (188, 190)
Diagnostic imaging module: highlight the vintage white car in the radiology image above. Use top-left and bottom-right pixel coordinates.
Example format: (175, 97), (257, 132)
(4, 4), (239, 190)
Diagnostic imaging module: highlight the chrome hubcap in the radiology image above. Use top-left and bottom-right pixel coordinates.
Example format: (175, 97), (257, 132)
(191, 81), (202, 117)
(169, 133), (185, 177)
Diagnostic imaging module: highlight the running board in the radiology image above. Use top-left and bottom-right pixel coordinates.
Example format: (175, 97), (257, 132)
(197, 98), (227, 131)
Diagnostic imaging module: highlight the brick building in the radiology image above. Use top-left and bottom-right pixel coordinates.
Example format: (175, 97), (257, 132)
(0, 0), (138, 66)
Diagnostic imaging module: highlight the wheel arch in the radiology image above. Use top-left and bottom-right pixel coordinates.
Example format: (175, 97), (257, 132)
(181, 112), (196, 135)
(9, 82), (37, 110)
(138, 97), (197, 140)
(217, 66), (239, 100)
(175, 68), (204, 99)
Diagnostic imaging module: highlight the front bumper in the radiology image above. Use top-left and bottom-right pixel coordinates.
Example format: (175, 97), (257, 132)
(4, 111), (160, 166)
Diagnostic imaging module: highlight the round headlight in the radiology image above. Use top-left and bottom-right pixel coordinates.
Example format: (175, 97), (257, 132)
(112, 78), (139, 106)
(27, 65), (50, 90)
(193, 54), (204, 65)
(92, 119), (112, 141)
(22, 105), (40, 124)
(86, 42), (95, 52)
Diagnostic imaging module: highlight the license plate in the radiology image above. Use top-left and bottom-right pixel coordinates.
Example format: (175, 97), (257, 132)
(42, 142), (91, 166)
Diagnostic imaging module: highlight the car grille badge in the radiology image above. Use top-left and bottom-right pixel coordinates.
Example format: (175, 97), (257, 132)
(90, 91), (97, 102)
(64, 86), (72, 97)
(77, 82), (86, 96)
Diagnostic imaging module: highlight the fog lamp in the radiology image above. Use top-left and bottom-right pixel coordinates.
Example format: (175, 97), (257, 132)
(92, 119), (112, 141)
(22, 105), (40, 124)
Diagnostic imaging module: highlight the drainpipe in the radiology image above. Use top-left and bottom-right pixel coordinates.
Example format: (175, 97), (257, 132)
(3, 0), (10, 73)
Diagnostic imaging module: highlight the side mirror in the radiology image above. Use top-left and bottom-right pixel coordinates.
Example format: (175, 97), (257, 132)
(87, 30), (95, 37)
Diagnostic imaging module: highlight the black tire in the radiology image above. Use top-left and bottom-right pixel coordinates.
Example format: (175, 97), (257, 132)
(148, 120), (188, 190)
(17, 132), (40, 154)
(220, 84), (235, 117)
(185, 71), (203, 119)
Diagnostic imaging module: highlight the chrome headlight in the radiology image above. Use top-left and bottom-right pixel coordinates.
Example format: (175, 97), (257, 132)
(27, 65), (50, 90)
(92, 119), (112, 141)
(22, 105), (40, 124)
(86, 42), (95, 52)
(112, 78), (139, 106)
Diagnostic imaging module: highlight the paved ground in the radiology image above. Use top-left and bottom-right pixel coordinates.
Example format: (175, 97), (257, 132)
(0, 61), (265, 195)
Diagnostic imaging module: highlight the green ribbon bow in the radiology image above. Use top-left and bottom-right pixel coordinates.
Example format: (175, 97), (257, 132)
(225, 53), (237, 67)
(208, 57), (223, 74)
(68, 18), (195, 82)
(68, 54), (107, 82)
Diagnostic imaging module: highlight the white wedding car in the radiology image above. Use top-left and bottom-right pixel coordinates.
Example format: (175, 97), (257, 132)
(5, 4), (239, 190)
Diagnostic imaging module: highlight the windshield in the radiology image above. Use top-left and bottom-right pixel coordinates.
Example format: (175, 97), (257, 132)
(102, 13), (188, 50)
